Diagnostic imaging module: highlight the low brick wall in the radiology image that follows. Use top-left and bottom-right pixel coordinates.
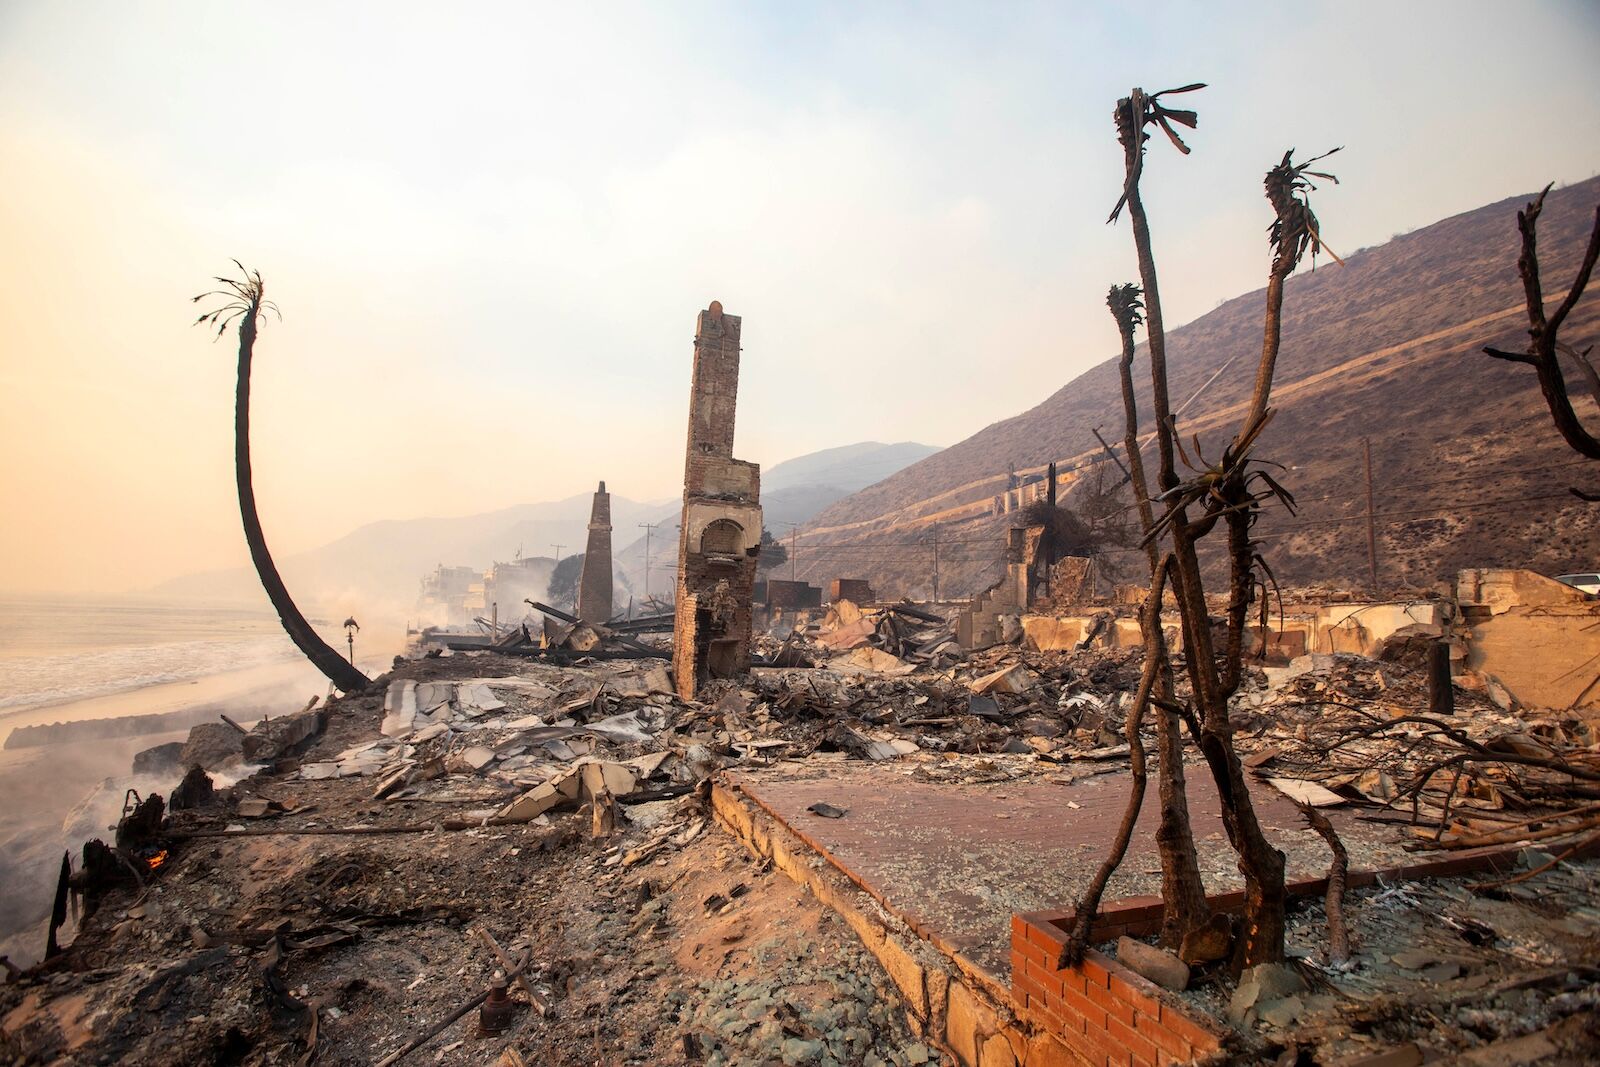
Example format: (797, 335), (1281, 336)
(1012, 916), (1226, 1066)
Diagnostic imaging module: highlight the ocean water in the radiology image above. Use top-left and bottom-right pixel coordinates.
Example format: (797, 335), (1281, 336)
(0, 595), (304, 716)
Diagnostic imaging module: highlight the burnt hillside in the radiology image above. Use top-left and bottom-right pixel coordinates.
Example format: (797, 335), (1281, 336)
(795, 176), (1600, 596)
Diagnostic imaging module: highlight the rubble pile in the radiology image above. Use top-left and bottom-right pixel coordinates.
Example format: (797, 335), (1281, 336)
(1230, 652), (1600, 858)
(1138, 859), (1600, 1064)
(798, 600), (962, 669)
(8, 575), (1600, 1065)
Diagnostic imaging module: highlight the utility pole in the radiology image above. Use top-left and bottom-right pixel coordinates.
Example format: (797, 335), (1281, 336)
(931, 524), (941, 602)
(637, 522), (658, 600)
(782, 521), (800, 583)
(1362, 438), (1378, 593)
(551, 544), (565, 564)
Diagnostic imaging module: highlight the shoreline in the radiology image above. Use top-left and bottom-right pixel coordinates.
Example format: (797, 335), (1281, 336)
(0, 658), (337, 747)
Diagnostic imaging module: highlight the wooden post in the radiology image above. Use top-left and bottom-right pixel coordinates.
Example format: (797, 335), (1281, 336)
(1428, 640), (1455, 716)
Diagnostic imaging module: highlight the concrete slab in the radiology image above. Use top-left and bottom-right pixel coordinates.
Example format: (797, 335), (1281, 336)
(728, 759), (1415, 982)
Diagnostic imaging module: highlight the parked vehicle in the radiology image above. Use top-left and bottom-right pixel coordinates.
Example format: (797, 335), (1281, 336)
(1555, 573), (1600, 596)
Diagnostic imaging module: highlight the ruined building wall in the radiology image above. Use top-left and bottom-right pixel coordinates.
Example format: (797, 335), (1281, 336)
(576, 480), (614, 624)
(672, 301), (763, 700)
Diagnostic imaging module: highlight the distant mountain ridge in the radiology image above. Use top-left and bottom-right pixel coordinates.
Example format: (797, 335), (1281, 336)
(760, 441), (942, 495)
(156, 440), (940, 614)
(789, 177), (1600, 598)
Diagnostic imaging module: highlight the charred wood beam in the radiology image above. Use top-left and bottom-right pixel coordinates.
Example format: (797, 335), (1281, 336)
(524, 600), (579, 624)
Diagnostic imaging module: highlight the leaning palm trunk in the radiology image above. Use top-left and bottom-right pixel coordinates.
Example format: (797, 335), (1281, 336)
(199, 265), (368, 695)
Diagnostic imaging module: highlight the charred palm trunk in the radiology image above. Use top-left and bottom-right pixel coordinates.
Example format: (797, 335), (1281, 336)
(1059, 554), (1172, 964)
(1109, 285), (1210, 950)
(235, 308), (368, 694)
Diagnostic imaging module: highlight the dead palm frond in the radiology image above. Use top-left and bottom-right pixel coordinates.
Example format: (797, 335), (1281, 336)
(1106, 283), (1145, 333)
(191, 260), (281, 337)
(1141, 409), (1296, 546)
(1265, 148), (1343, 271)
(1110, 83), (1207, 223)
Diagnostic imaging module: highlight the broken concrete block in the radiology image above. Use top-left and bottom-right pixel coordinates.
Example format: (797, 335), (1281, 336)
(969, 664), (1039, 695)
(415, 681), (454, 711)
(179, 722), (244, 770)
(864, 738), (920, 760)
(844, 646), (908, 673)
(132, 740), (185, 776)
(587, 711), (653, 745)
(456, 683), (506, 713)
(643, 666), (674, 695)
(608, 673), (652, 699)
(459, 746), (496, 771)
(382, 679), (418, 737)
(1020, 615), (1088, 652)
(243, 709), (328, 762)
(578, 760), (638, 800)
(1255, 993), (1306, 1029)
(684, 743), (722, 780)
(1227, 963), (1307, 1025)
(1355, 768), (1397, 801)
(1265, 777), (1345, 807)
(1116, 936), (1190, 991)
(566, 624), (602, 652)
(495, 781), (566, 822)
(627, 751), (673, 778)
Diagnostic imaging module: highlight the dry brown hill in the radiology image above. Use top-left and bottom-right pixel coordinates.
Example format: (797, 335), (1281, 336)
(790, 176), (1600, 599)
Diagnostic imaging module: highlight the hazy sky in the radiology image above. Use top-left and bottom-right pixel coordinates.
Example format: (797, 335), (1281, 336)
(2, 1), (1597, 595)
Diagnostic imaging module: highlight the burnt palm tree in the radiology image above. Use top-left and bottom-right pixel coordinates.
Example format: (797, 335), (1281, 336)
(194, 264), (368, 693)
(1063, 86), (1341, 971)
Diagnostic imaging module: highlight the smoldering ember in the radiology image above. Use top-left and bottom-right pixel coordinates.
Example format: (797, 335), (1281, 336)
(6, 19), (1600, 1067)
